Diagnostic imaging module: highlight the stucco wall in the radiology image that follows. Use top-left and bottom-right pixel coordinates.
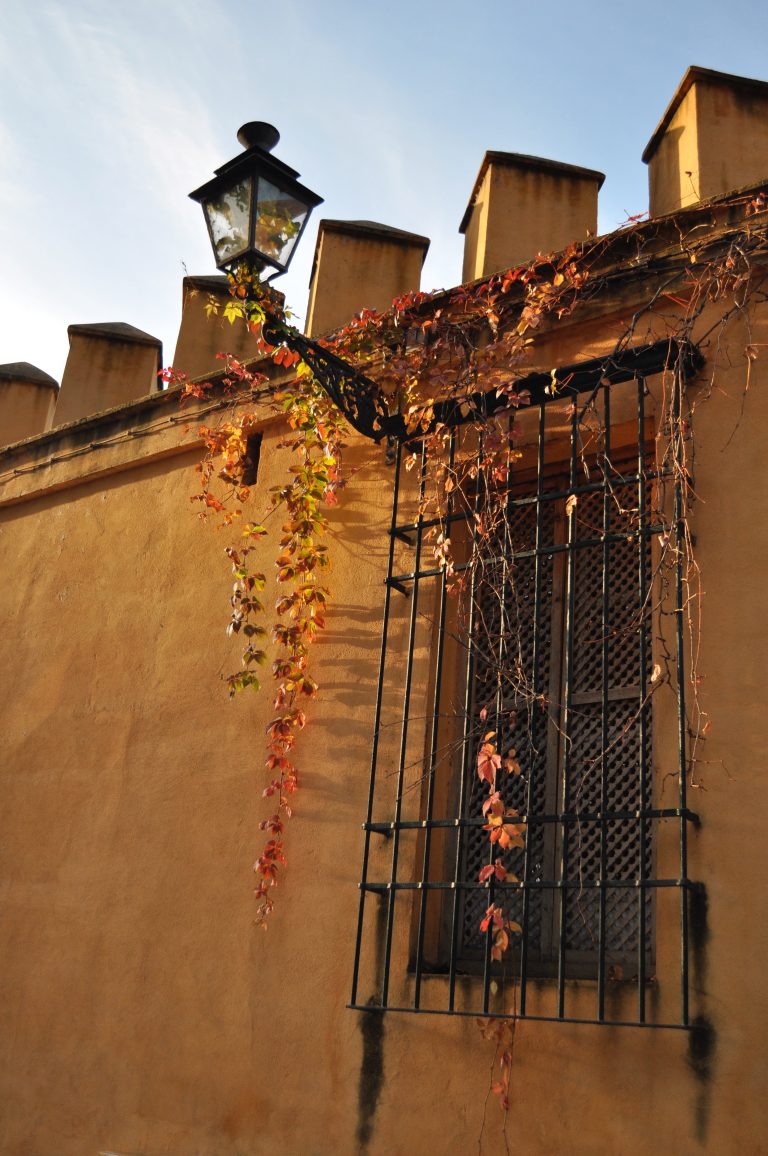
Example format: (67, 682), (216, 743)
(1, 292), (767, 1154)
(0, 378), (57, 445)
(306, 226), (426, 338)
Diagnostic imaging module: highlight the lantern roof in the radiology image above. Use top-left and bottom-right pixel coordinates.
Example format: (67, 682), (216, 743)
(189, 123), (322, 216)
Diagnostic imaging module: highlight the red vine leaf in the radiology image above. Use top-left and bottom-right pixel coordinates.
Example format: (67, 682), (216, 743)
(477, 741), (501, 786)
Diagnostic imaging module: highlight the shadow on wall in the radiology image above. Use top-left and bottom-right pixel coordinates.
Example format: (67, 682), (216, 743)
(356, 898), (387, 1152)
(688, 883), (716, 1145)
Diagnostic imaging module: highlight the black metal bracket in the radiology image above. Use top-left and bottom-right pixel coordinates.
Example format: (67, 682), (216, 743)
(260, 314), (401, 443)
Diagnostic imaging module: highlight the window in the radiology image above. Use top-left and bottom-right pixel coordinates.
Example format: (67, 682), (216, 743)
(456, 462), (653, 988)
(350, 342), (700, 1028)
(241, 431), (263, 487)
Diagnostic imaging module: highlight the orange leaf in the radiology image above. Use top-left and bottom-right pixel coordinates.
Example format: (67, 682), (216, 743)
(477, 742), (502, 786)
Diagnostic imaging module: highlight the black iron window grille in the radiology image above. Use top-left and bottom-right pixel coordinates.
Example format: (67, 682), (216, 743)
(350, 341), (701, 1029)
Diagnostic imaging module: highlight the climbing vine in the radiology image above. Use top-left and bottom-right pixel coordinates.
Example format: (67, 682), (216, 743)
(168, 189), (766, 1127)
(165, 270), (349, 926)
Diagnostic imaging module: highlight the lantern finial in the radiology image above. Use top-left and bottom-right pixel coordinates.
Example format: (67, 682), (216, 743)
(237, 122), (280, 152)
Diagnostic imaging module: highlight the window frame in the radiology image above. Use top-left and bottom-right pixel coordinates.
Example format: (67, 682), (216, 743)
(350, 341), (701, 1030)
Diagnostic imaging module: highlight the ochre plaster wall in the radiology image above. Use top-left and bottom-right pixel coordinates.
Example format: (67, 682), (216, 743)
(485, 166), (598, 274)
(648, 85), (701, 217)
(462, 163), (599, 281)
(695, 80), (768, 202)
(461, 166), (492, 283)
(0, 418), (384, 1155)
(648, 76), (768, 217)
(0, 378), (57, 445)
(305, 228), (426, 338)
(54, 330), (161, 429)
(1, 297), (768, 1155)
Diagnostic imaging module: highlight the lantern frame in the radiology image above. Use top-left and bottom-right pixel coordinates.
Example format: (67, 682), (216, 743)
(189, 123), (323, 276)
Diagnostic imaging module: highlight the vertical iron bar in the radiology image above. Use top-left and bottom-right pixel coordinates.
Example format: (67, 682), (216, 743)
(448, 429), (485, 1012)
(557, 390), (579, 1019)
(637, 375), (648, 1023)
(673, 361), (690, 1027)
(381, 440), (428, 1009)
(519, 399), (547, 1016)
(481, 420), (516, 1014)
(413, 431), (456, 1008)
(597, 386), (611, 1021)
(351, 440), (403, 1007)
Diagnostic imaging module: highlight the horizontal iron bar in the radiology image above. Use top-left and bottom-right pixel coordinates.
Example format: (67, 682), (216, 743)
(385, 525), (670, 586)
(386, 566), (447, 586)
(347, 1003), (692, 1029)
(387, 578), (410, 595)
(389, 472), (674, 537)
(359, 878), (698, 893)
(364, 808), (699, 831)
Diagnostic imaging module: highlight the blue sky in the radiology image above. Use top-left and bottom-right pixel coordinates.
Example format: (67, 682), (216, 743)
(2, 0), (767, 380)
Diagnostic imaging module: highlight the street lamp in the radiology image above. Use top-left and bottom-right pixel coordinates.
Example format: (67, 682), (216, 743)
(190, 123), (397, 442)
(189, 122), (323, 278)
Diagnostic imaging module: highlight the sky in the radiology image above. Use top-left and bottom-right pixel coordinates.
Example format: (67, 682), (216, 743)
(1, 0), (767, 382)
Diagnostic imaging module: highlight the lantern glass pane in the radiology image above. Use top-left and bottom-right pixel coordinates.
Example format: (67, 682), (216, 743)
(254, 178), (309, 267)
(205, 178), (252, 264)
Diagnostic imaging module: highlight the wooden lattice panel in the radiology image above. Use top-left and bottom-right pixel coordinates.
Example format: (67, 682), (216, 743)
(564, 481), (653, 958)
(460, 495), (556, 959)
(461, 475), (653, 968)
